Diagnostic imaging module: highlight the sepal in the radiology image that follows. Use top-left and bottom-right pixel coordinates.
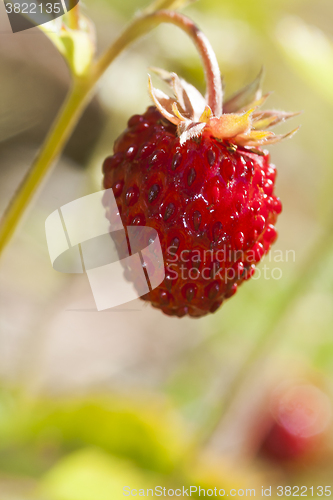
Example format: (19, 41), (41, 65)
(223, 68), (264, 113)
(39, 13), (96, 78)
(147, 67), (299, 149)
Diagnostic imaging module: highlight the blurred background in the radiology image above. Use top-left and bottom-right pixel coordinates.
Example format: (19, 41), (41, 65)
(1, 0), (333, 498)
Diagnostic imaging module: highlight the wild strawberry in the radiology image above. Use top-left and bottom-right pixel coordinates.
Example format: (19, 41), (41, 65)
(259, 384), (331, 462)
(103, 67), (298, 318)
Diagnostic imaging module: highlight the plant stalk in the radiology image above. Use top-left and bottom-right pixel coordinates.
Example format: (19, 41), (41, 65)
(195, 212), (333, 448)
(0, 8), (222, 258)
(0, 80), (92, 255)
(93, 10), (223, 115)
(67, 1), (80, 31)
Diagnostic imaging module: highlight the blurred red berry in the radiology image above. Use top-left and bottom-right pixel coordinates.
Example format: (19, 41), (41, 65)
(260, 384), (332, 462)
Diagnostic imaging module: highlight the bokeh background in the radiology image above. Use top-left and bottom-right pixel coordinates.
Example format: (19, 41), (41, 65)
(1, 0), (333, 498)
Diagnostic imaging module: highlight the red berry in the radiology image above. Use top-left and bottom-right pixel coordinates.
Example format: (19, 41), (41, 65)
(103, 106), (282, 317)
(102, 66), (298, 317)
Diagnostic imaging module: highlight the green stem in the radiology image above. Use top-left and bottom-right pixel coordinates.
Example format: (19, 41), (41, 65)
(165, 216), (333, 470)
(196, 213), (333, 447)
(67, 0), (80, 30)
(0, 79), (92, 256)
(0, 7), (221, 258)
(93, 10), (222, 115)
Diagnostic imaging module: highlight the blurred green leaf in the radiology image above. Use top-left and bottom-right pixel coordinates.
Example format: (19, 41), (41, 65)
(38, 448), (152, 500)
(184, 456), (259, 499)
(0, 395), (189, 475)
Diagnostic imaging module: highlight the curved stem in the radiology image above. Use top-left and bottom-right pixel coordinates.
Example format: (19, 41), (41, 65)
(93, 10), (223, 116)
(0, 8), (223, 257)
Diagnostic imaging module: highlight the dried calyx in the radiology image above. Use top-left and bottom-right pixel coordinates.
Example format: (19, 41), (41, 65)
(148, 67), (299, 150)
